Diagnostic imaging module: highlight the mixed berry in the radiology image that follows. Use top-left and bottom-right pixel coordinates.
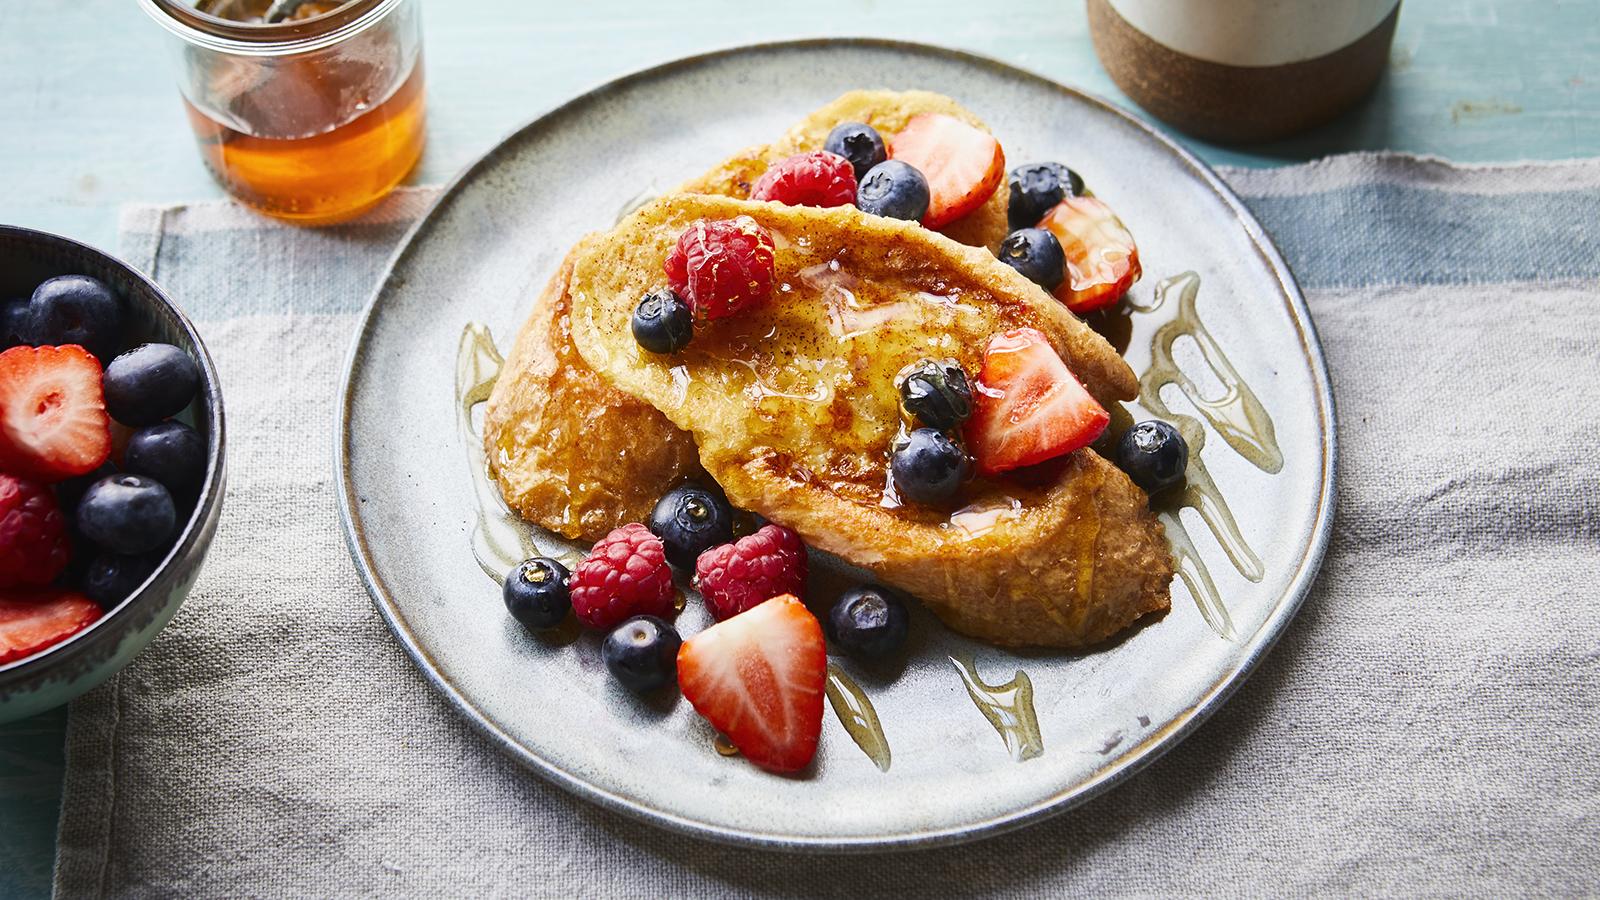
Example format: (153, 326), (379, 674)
(0, 273), (207, 664)
(967, 327), (1110, 476)
(822, 121), (887, 180)
(629, 288), (693, 355)
(1007, 162), (1085, 232)
(886, 113), (1006, 229)
(855, 160), (930, 222)
(827, 586), (910, 662)
(750, 150), (857, 208)
(694, 522), (807, 622)
(601, 615), (681, 693)
(1117, 420), (1190, 496)
(664, 216), (777, 322)
(676, 594), (825, 773)
(648, 482), (733, 570)
(1035, 196), (1141, 314)
(897, 358), (972, 432)
(499, 481), (918, 772)
(890, 427), (970, 506)
(998, 227), (1066, 292)
(569, 522), (676, 630)
(502, 556), (571, 630)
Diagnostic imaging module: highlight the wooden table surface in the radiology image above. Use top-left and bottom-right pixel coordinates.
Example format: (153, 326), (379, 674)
(1, 0), (1595, 893)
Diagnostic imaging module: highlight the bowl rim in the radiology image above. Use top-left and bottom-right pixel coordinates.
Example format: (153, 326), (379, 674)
(0, 224), (227, 682)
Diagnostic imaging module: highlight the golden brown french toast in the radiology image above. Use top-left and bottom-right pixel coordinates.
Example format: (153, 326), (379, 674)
(566, 195), (1168, 648)
(481, 247), (703, 542)
(486, 90), (1019, 542)
(680, 89), (1012, 251)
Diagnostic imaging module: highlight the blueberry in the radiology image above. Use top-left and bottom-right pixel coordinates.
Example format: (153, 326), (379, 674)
(827, 586), (910, 660)
(124, 421), (207, 500)
(997, 228), (1066, 291)
(54, 462), (117, 516)
(103, 343), (200, 426)
(602, 615), (681, 692)
(648, 482), (734, 569)
(1007, 162), (1085, 231)
(856, 160), (930, 221)
(503, 557), (571, 630)
(28, 275), (123, 362)
(890, 428), (969, 506)
(82, 552), (163, 606)
(1117, 420), (1189, 495)
(630, 288), (693, 354)
(822, 122), (887, 180)
(76, 474), (177, 555)
(1, 298), (32, 349)
(898, 359), (972, 430)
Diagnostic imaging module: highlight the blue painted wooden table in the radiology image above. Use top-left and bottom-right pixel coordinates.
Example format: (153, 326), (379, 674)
(1, 1), (1595, 894)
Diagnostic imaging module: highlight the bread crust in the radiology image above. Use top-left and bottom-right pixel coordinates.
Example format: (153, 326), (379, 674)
(482, 246), (703, 543)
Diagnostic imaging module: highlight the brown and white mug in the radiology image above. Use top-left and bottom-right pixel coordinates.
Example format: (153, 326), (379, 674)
(1088, 0), (1401, 143)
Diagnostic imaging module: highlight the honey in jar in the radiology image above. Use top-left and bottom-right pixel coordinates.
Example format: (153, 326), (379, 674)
(141, 0), (427, 225)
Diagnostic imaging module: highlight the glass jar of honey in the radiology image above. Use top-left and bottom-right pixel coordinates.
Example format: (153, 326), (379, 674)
(139, 0), (426, 225)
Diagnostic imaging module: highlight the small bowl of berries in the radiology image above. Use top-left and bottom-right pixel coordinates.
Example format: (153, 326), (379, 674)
(0, 225), (224, 723)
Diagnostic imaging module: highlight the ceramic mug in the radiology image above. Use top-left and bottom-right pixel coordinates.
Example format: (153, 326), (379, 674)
(1089, 0), (1401, 143)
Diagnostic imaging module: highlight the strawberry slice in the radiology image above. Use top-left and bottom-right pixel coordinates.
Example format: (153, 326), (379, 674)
(677, 594), (825, 773)
(0, 345), (112, 483)
(888, 113), (1005, 230)
(966, 327), (1110, 476)
(0, 590), (102, 665)
(1037, 196), (1141, 314)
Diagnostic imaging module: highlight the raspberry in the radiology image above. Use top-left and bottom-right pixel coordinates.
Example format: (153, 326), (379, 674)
(694, 524), (808, 622)
(569, 523), (676, 630)
(664, 216), (777, 322)
(750, 151), (858, 208)
(0, 474), (71, 589)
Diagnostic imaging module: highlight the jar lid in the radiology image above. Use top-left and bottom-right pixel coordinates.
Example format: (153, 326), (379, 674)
(138, 0), (401, 54)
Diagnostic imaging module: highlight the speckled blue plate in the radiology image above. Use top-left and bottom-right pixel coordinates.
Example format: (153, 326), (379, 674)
(335, 39), (1334, 851)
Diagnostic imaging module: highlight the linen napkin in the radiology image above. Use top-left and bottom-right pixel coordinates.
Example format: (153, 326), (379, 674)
(53, 155), (1600, 896)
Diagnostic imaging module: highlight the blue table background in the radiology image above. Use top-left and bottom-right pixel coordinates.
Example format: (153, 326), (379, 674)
(1, 0), (1595, 894)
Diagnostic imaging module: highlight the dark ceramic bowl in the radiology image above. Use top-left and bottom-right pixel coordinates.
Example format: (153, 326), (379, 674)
(0, 225), (225, 724)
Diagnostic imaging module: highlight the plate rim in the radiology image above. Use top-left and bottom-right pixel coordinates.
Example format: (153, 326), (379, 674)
(333, 36), (1338, 853)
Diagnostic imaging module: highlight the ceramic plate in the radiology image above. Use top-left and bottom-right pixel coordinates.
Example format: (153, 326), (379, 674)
(336, 39), (1335, 851)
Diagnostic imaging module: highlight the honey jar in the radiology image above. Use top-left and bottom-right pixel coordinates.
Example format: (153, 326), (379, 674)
(139, 0), (426, 225)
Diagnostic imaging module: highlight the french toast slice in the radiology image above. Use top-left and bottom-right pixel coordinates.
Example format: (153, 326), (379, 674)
(482, 246), (703, 541)
(566, 195), (1169, 648)
(486, 90), (1018, 543)
(680, 89), (1013, 251)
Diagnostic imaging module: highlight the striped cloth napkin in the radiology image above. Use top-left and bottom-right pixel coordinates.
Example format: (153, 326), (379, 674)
(52, 155), (1600, 896)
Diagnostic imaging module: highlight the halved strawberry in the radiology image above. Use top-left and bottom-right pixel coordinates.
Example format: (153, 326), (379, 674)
(677, 594), (825, 773)
(1037, 196), (1141, 314)
(966, 327), (1110, 476)
(0, 590), (102, 665)
(888, 113), (1005, 230)
(0, 345), (112, 483)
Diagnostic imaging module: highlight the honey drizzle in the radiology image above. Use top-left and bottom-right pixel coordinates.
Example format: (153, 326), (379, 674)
(456, 324), (542, 584)
(949, 654), (1044, 762)
(824, 664), (892, 772)
(1157, 509), (1236, 641)
(1126, 273), (1272, 639)
(1129, 271), (1283, 474)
